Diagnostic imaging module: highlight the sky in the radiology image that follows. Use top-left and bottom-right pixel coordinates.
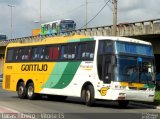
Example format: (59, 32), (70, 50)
(0, 0), (160, 39)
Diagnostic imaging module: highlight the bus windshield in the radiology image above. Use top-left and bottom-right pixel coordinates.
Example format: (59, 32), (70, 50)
(61, 23), (74, 29)
(114, 41), (155, 84)
(60, 20), (76, 32)
(115, 56), (155, 84)
(116, 41), (153, 56)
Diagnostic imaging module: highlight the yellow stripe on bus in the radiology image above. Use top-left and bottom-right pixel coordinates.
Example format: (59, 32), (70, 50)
(120, 82), (144, 88)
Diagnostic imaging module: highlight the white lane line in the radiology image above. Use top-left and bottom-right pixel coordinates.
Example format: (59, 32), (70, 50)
(0, 106), (19, 113)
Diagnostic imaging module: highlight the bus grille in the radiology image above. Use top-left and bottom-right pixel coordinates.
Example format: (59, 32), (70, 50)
(5, 75), (11, 89)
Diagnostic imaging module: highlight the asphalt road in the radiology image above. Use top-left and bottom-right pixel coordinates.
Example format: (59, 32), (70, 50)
(0, 83), (159, 119)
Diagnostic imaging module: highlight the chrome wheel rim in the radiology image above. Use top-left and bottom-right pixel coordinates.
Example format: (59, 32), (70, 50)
(28, 86), (33, 97)
(18, 86), (24, 95)
(86, 90), (91, 102)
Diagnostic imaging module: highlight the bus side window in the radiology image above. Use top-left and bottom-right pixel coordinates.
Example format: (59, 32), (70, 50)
(38, 47), (45, 60)
(60, 44), (76, 60)
(61, 45), (68, 59)
(23, 48), (31, 60)
(26, 48), (31, 60)
(52, 23), (56, 30)
(86, 42), (95, 59)
(32, 48), (37, 60)
(47, 24), (50, 31)
(21, 49), (26, 60)
(13, 49), (18, 60)
(45, 46), (60, 60)
(44, 25), (47, 31)
(68, 45), (76, 59)
(32, 47), (45, 60)
(18, 49), (22, 61)
(45, 46), (53, 60)
(78, 42), (95, 60)
(48, 47), (53, 59)
(53, 46), (60, 60)
(6, 49), (14, 62)
(98, 41), (113, 54)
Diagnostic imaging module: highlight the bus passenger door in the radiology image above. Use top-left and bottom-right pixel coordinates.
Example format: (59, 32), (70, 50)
(97, 40), (114, 84)
(102, 55), (112, 84)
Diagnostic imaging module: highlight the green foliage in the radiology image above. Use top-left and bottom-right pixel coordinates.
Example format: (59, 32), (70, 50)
(154, 90), (160, 105)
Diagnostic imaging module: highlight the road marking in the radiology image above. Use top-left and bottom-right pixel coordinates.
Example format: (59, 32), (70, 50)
(0, 106), (39, 119)
(0, 106), (19, 113)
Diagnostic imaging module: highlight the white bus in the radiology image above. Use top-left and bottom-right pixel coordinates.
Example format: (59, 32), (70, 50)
(3, 35), (156, 107)
(41, 19), (76, 35)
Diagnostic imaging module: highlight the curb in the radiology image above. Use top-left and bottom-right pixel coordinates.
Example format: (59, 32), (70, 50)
(130, 102), (160, 109)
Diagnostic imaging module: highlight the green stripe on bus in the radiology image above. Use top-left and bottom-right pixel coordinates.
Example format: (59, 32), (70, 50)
(68, 39), (81, 42)
(144, 84), (155, 88)
(53, 62), (81, 89)
(80, 38), (94, 42)
(68, 38), (94, 43)
(42, 62), (68, 88)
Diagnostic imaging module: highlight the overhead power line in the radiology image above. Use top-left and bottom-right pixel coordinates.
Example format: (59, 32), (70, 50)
(80, 0), (111, 29)
(104, 0), (113, 11)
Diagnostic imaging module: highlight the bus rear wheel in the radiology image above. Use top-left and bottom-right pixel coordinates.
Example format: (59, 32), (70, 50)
(85, 85), (95, 106)
(26, 83), (38, 100)
(17, 82), (27, 99)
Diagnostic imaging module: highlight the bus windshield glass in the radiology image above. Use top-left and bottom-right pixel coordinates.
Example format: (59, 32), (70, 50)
(116, 41), (153, 56)
(61, 23), (74, 29)
(60, 20), (75, 31)
(114, 41), (155, 84)
(115, 56), (155, 84)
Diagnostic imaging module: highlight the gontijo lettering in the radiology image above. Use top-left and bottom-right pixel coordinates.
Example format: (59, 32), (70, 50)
(21, 64), (48, 71)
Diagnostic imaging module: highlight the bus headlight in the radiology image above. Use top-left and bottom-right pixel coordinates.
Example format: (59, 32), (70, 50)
(148, 88), (154, 91)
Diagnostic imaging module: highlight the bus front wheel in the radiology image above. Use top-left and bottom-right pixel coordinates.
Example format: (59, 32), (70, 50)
(17, 82), (27, 99)
(85, 85), (95, 106)
(26, 83), (38, 100)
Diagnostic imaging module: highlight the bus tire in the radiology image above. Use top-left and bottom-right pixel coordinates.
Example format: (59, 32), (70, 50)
(118, 100), (129, 108)
(26, 83), (38, 100)
(85, 85), (95, 106)
(17, 82), (27, 99)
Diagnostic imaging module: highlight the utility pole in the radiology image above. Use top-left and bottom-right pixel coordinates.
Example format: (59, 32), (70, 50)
(86, 0), (88, 29)
(40, 0), (42, 22)
(113, 0), (117, 36)
(8, 4), (15, 39)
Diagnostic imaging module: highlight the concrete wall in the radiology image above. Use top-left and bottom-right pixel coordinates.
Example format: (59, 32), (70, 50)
(73, 21), (160, 37)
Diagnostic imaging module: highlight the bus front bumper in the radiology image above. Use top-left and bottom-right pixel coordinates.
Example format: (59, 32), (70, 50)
(111, 90), (155, 102)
